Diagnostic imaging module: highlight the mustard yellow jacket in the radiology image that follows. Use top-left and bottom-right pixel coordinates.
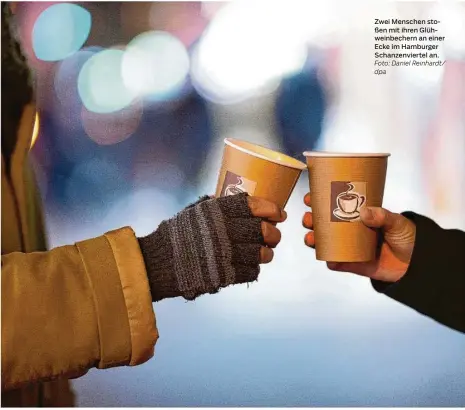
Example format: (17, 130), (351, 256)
(1, 105), (159, 406)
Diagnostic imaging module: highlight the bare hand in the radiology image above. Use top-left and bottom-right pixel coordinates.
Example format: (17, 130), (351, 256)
(247, 196), (287, 264)
(303, 193), (416, 283)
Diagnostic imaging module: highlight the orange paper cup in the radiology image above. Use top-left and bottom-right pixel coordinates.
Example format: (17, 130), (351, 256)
(216, 138), (306, 209)
(303, 151), (390, 262)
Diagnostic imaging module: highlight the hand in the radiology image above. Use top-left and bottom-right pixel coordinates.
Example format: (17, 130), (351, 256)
(247, 196), (286, 264)
(302, 193), (416, 283)
(140, 193), (286, 302)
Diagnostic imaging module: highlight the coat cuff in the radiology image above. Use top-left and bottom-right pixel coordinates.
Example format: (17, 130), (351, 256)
(76, 235), (132, 368)
(105, 227), (159, 366)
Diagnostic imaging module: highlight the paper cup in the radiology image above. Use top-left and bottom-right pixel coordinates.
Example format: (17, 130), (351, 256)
(216, 138), (306, 208)
(303, 152), (390, 262)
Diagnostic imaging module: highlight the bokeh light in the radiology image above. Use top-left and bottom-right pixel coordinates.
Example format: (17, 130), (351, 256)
(432, 2), (465, 58)
(64, 156), (127, 218)
(81, 101), (143, 145)
(191, 1), (308, 104)
(54, 47), (102, 104)
(200, 2), (226, 21)
(78, 49), (137, 113)
(149, 3), (207, 47)
(122, 31), (190, 102)
(30, 112), (40, 149)
(32, 3), (91, 62)
(53, 47), (101, 134)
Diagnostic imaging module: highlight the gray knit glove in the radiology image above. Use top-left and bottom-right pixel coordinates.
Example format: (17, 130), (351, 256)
(138, 193), (264, 302)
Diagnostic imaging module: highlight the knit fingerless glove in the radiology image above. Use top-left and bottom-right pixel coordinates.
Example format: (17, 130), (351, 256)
(138, 193), (264, 302)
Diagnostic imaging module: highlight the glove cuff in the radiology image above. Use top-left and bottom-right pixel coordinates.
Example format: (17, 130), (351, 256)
(138, 221), (180, 302)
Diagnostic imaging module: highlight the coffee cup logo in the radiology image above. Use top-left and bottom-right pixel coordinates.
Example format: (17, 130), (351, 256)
(331, 182), (367, 222)
(225, 183), (245, 196)
(220, 171), (257, 197)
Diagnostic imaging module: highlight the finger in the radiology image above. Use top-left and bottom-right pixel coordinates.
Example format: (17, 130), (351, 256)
(226, 218), (262, 244)
(326, 261), (377, 277)
(360, 207), (406, 232)
(304, 193), (311, 207)
(359, 207), (393, 228)
(304, 231), (315, 248)
(261, 221), (281, 248)
(248, 197), (287, 223)
(232, 243), (261, 266)
(360, 207), (416, 263)
(260, 246), (274, 264)
(302, 212), (313, 229)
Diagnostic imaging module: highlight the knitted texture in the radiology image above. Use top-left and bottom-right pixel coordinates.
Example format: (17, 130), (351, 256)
(138, 193), (264, 302)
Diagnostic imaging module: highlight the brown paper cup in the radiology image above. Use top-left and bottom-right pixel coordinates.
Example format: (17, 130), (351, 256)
(303, 152), (390, 262)
(216, 138), (306, 208)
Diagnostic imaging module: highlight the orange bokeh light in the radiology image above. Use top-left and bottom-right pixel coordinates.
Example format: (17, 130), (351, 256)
(31, 112), (40, 148)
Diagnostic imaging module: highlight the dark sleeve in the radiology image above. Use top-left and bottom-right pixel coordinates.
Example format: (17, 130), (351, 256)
(371, 212), (465, 333)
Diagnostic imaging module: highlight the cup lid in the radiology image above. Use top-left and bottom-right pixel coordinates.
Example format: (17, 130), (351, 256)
(225, 138), (307, 170)
(303, 151), (391, 158)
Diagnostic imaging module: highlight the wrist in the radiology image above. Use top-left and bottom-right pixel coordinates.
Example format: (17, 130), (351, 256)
(138, 221), (181, 302)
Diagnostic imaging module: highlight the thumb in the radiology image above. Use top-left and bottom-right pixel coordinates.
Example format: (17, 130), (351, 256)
(360, 207), (416, 261)
(360, 207), (404, 232)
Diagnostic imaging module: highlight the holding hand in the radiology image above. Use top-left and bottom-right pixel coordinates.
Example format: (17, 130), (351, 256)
(139, 193), (286, 302)
(303, 193), (416, 283)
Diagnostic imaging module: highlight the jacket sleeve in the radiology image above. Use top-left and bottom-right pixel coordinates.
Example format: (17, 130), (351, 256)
(372, 212), (465, 333)
(1, 227), (159, 391)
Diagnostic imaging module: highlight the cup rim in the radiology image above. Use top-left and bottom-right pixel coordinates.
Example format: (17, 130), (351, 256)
(225, 138), (307, 170)
(303, 151), (391, 158)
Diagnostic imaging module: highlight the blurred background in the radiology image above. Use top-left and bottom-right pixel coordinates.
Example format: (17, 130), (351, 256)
(13, 0), (465, 406)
